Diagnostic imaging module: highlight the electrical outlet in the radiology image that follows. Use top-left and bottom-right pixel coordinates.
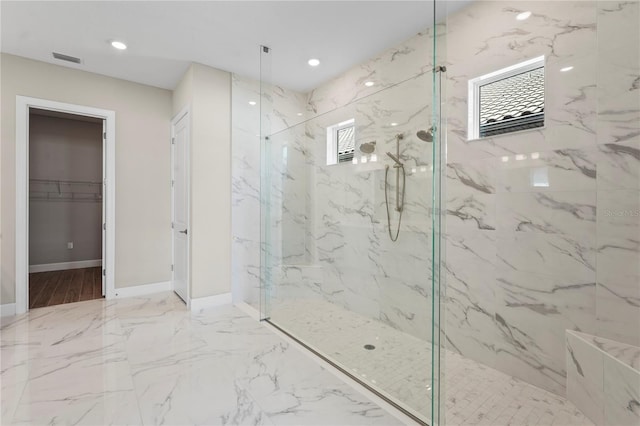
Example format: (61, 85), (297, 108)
(67, 242), (73, 249)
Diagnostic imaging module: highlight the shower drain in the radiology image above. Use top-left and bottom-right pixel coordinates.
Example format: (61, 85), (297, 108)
(364, 344), (376, 350)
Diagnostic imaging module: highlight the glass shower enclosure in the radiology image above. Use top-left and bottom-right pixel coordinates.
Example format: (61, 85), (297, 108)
(258, 3), (447, 424)
(251, 1), (640, 425)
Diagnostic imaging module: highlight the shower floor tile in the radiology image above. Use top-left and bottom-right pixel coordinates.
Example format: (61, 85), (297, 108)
(269, 298), (593, 426)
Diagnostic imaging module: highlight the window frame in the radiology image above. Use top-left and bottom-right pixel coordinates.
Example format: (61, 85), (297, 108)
(467, 55), (545, 141)
(326, 118), (355, 165)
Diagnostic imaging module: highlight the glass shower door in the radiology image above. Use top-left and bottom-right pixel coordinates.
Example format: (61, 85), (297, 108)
(431, 2), (447, 424)
(259, 3), (446, 423)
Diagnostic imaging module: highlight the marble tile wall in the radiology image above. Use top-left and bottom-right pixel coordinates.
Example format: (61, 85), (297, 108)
(231, 75), (308, 309)
(262, 79), (436, 339)
(232, 24), (438, 342)
(305, 28), (432, 118)
(301, 71), (435, 339)
(231, 76), (261, 309)
(594, 0), (640, 347)
(442, 0), (639, 396)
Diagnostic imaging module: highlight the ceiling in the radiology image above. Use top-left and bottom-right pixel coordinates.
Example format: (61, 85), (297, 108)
(1, 1), (468, 93)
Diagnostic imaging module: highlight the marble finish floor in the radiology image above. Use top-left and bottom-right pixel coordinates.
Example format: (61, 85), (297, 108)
(269, 299), (593, 426)
(0, 293), (404, 426)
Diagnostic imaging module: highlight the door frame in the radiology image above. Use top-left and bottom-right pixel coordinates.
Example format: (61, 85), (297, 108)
(15, 96), (116, 313)
(170, 106), (191, 307)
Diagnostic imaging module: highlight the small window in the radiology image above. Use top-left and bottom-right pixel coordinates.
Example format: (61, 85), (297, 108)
(337, 125), (355, 163)
(468, 56), (545, 140)
(326, 119), (355, 165)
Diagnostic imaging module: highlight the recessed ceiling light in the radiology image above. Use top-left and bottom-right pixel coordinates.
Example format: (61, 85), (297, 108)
(560, 66), (574, 72)
(390, 122), (398, 127)
(297, 112), (303, 116)
(516, 11), (532, 20)
(110, 40), (127, 50)
(364, 81), (375, 87)
(248, 101), (257, 106)
(308, 58), (320, 67)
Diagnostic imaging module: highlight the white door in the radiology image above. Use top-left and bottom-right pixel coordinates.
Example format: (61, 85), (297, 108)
(101, 120), (107, 296)
(171, 111), (189, 303)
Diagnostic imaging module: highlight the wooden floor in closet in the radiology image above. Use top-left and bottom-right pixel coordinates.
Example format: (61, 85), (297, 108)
(29, 267), (103, 308)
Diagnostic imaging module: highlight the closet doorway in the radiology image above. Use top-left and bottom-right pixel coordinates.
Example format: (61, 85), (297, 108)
(16, 97), (116, 314)
(28, 109), (104, 308)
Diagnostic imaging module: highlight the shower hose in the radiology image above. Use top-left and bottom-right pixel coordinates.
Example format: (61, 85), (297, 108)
(384, 164), (406, 242)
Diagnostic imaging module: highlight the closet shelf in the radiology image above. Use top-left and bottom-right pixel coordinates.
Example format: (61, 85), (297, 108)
(29, 179), (103, 202)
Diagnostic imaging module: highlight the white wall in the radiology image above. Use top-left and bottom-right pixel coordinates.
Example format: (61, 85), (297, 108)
(172, 63), (232, 300)
(29, 114), (102, 266)
(1, 53), (173, 304)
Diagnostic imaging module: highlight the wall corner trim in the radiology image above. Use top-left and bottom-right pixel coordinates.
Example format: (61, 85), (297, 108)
(190, 292), (232, 312)
(0, 303), (17, 317)
(112, 281), (172, 299)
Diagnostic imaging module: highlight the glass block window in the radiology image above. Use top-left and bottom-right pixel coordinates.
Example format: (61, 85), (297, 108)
(468, 56), (545, 140)
(337, 125), (355, 163)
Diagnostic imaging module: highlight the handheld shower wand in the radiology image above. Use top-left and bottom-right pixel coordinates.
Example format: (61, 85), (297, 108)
(383, 129), (434, 242)
(385, 134), (406, 241)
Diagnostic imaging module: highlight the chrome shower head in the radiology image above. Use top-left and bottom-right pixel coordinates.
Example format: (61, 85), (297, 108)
(417, 127), (435, 142)
(359, 141), (376, 154)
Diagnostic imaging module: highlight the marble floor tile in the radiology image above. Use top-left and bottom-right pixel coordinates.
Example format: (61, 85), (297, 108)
(11, 388), (143, 426)
(0, 292), (401, 426)
(258, 371), (401, 426)
(134, 360), (272, 426)
(1, 380), (27, 425)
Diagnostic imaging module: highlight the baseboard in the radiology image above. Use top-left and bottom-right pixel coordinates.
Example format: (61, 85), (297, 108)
(190, 292), (232, 311)
(234, 301), (260, 321)
(29, 259), (102, 273)
(113, 281), (172, 298)
(0, 303), (17, 317)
